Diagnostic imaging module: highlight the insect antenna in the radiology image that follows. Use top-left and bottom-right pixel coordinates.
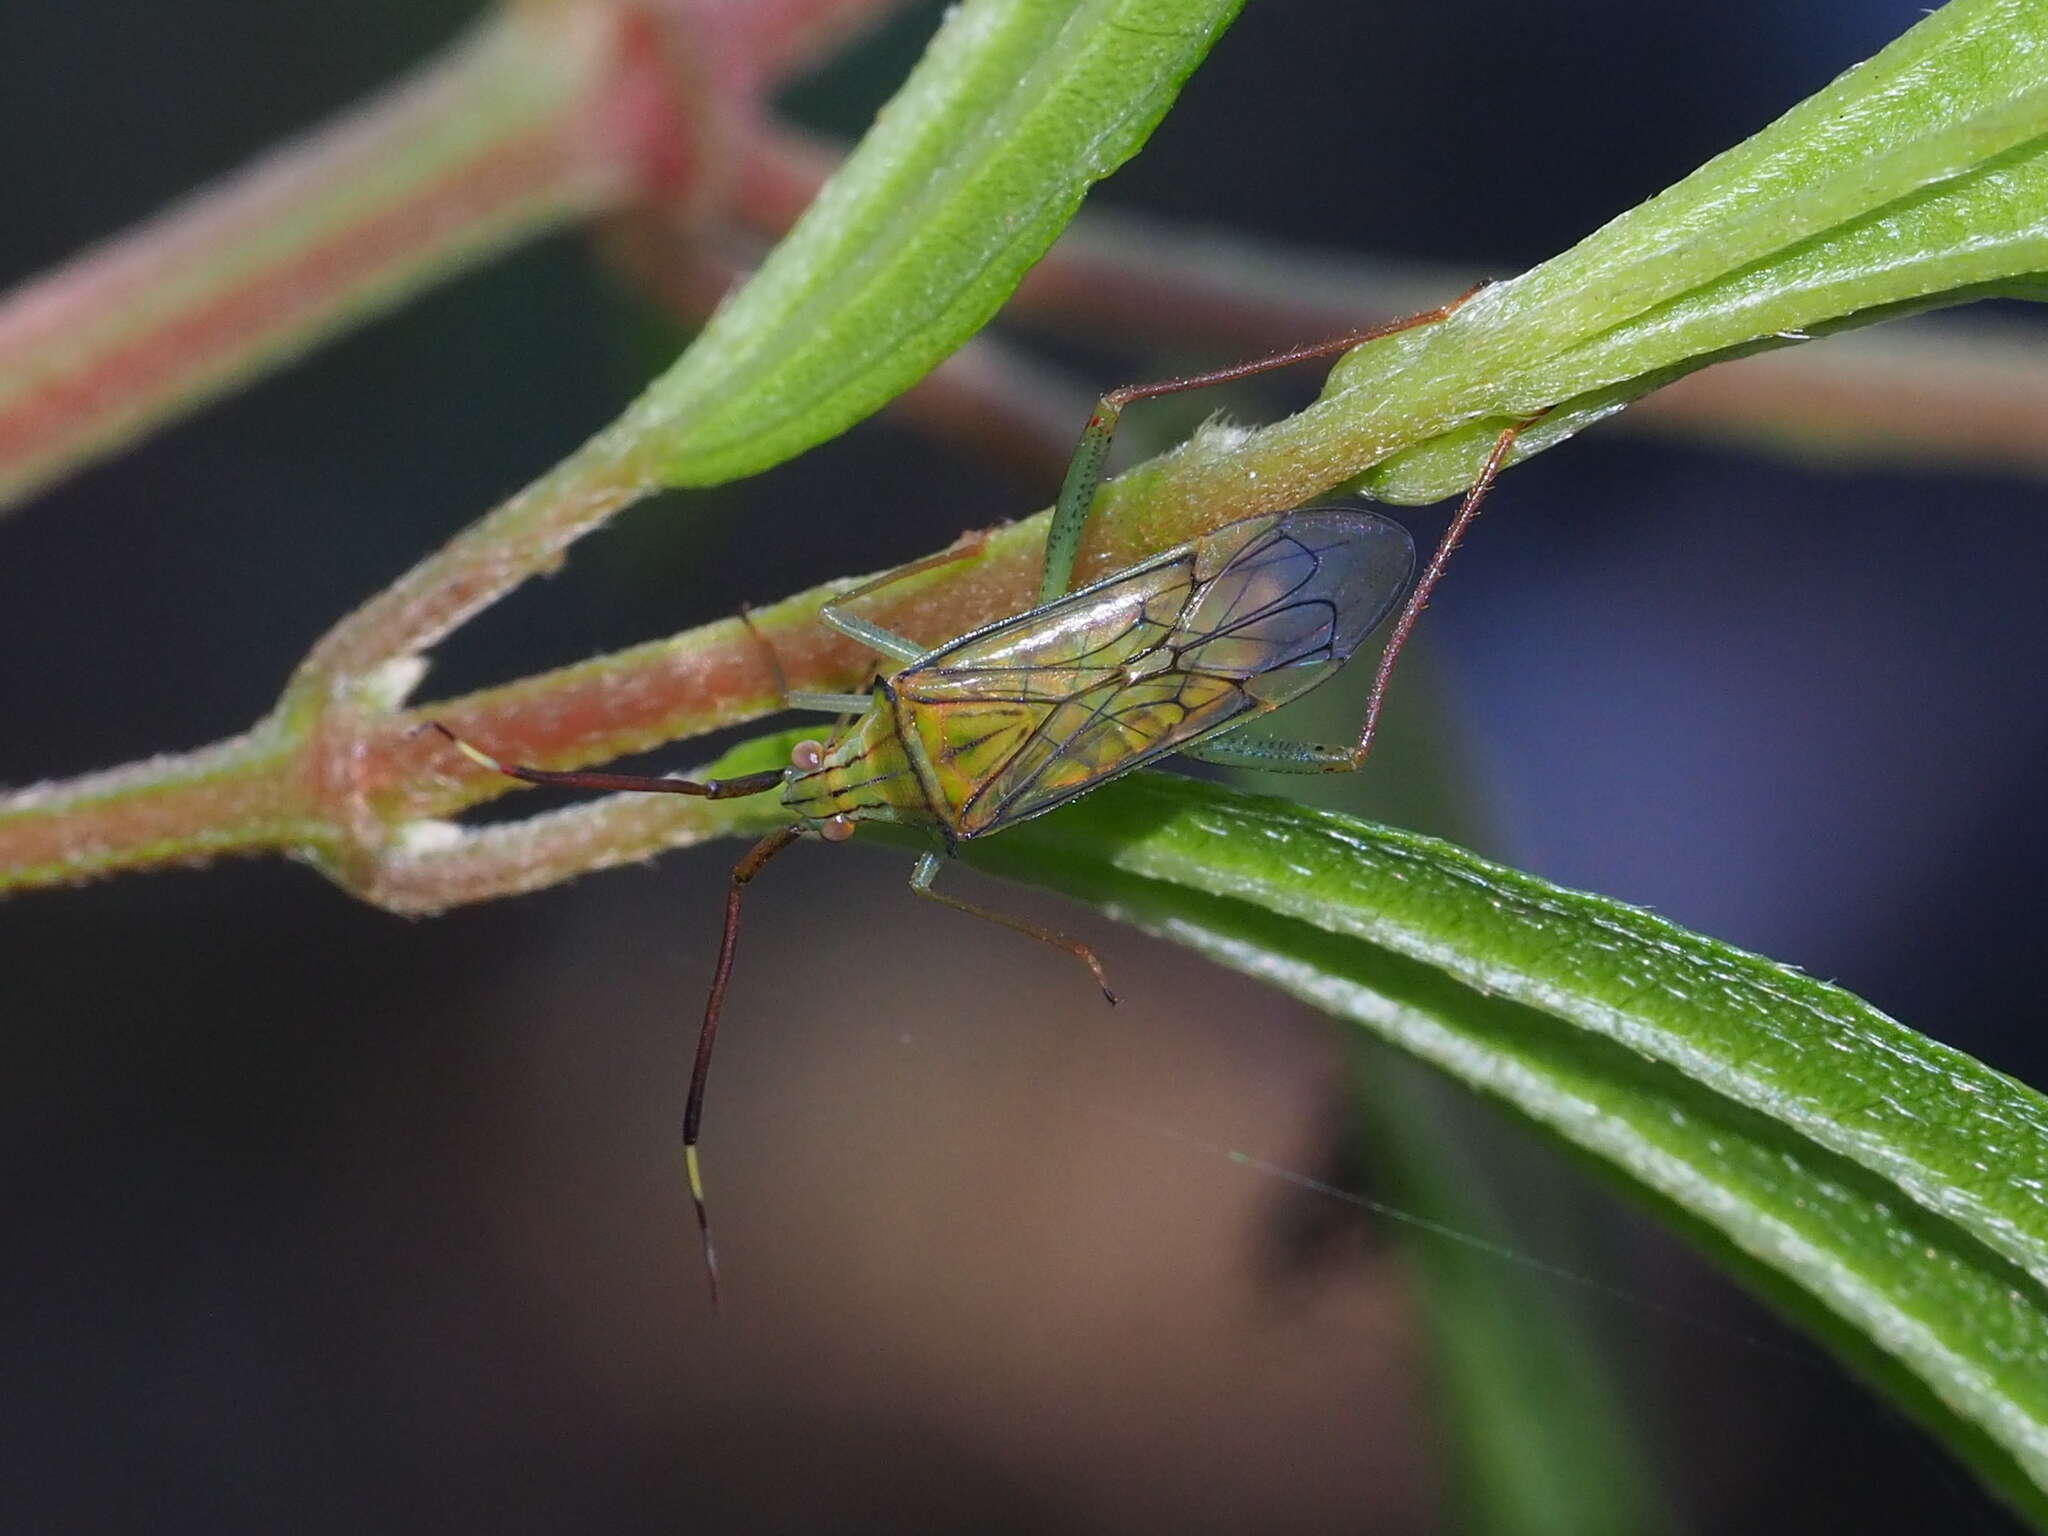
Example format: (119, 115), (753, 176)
(427, 722), (788, 800)
(686, 822), (806, 1309)
(429, 721), (809, 1307)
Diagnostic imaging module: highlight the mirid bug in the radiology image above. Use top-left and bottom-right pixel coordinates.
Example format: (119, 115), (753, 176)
(436, 297), (1528, 1304)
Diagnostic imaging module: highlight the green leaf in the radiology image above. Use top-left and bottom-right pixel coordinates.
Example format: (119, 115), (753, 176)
(1461, 0), (2048, 381)
(904, 771), (2048, 1521)
(1185, 0), (2048, 508)
(619, 0), (1244, 486)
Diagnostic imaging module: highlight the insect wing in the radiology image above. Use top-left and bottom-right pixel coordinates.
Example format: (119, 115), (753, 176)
(1176, 507), (1413, 710)
(895, 543), (1223, 832)
(907, 546), (1199, 694)
(896, 510), (1413, 835)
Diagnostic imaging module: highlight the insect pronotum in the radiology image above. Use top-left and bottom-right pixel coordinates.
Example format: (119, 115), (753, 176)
(436, 293), (1529, 1305)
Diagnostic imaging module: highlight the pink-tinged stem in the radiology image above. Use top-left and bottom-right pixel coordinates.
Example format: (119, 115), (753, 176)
(1626, 323), (2048, 476)
(346, 790), (776, 914)
(288, 423), (656, 689)
(0, 729), (315, 890)
(690, 0), (928, 85)
(0, 6), (641, 515)
(0, 0), (923, 517)
(16, 4), (2048, 909)
(0, 441), (1252, 907)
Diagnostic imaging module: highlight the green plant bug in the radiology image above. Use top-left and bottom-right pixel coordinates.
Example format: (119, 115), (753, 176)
(435, 293), (1528, 1304)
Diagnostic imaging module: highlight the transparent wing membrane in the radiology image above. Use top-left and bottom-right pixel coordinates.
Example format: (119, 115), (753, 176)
(1179, 509), (1409, 678)
(895, 509), (1414, 835)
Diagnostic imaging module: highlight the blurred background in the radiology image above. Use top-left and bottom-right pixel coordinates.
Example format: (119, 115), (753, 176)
(5, 1), (2046, 1530)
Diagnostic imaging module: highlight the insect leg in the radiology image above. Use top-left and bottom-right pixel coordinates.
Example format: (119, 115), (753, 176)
(819, 611), (922, 666)
(819, 535), (990, 665)
(738, 603), (791, 702)
(1038, 287), (1488, 606)
(784, 691), (876, 714)
(685, 823), (807, 1309)
(1180, 421), (1528, 777)
(1341, 420), (1526, 772)
(908, 852), (1117, 1004)
(1180, 733), (1352, 773)
(739, 606), (876, 743)
(429, 723), (788, 799)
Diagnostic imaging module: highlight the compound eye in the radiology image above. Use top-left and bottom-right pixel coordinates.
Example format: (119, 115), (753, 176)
(818, 814), (857, 843)
(790, 739), (825, 772)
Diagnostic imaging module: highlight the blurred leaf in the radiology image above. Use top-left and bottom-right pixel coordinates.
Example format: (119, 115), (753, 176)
(1357, 1053), (1666, 1535)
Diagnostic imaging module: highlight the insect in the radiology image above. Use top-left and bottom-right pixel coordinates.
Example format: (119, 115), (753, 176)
(436, 296), (1527, 1304)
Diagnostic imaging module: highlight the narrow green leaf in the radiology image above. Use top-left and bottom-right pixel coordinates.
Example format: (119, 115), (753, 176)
(1460, 0), (2048, 373)
(1219, 0), (2048, 509)
(902, 771), (2048, 1516)
(618, 0), (1244, 486)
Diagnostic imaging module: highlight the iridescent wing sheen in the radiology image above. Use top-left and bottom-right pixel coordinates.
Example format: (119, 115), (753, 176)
(1177, 506), (1413, 708)
(893, 508), (1413, 836)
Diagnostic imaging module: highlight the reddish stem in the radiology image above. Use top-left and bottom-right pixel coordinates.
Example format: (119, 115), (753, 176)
(0, 0), (921, 516)
(692, 0), (928, 85)
(0, 9), (635, 513)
